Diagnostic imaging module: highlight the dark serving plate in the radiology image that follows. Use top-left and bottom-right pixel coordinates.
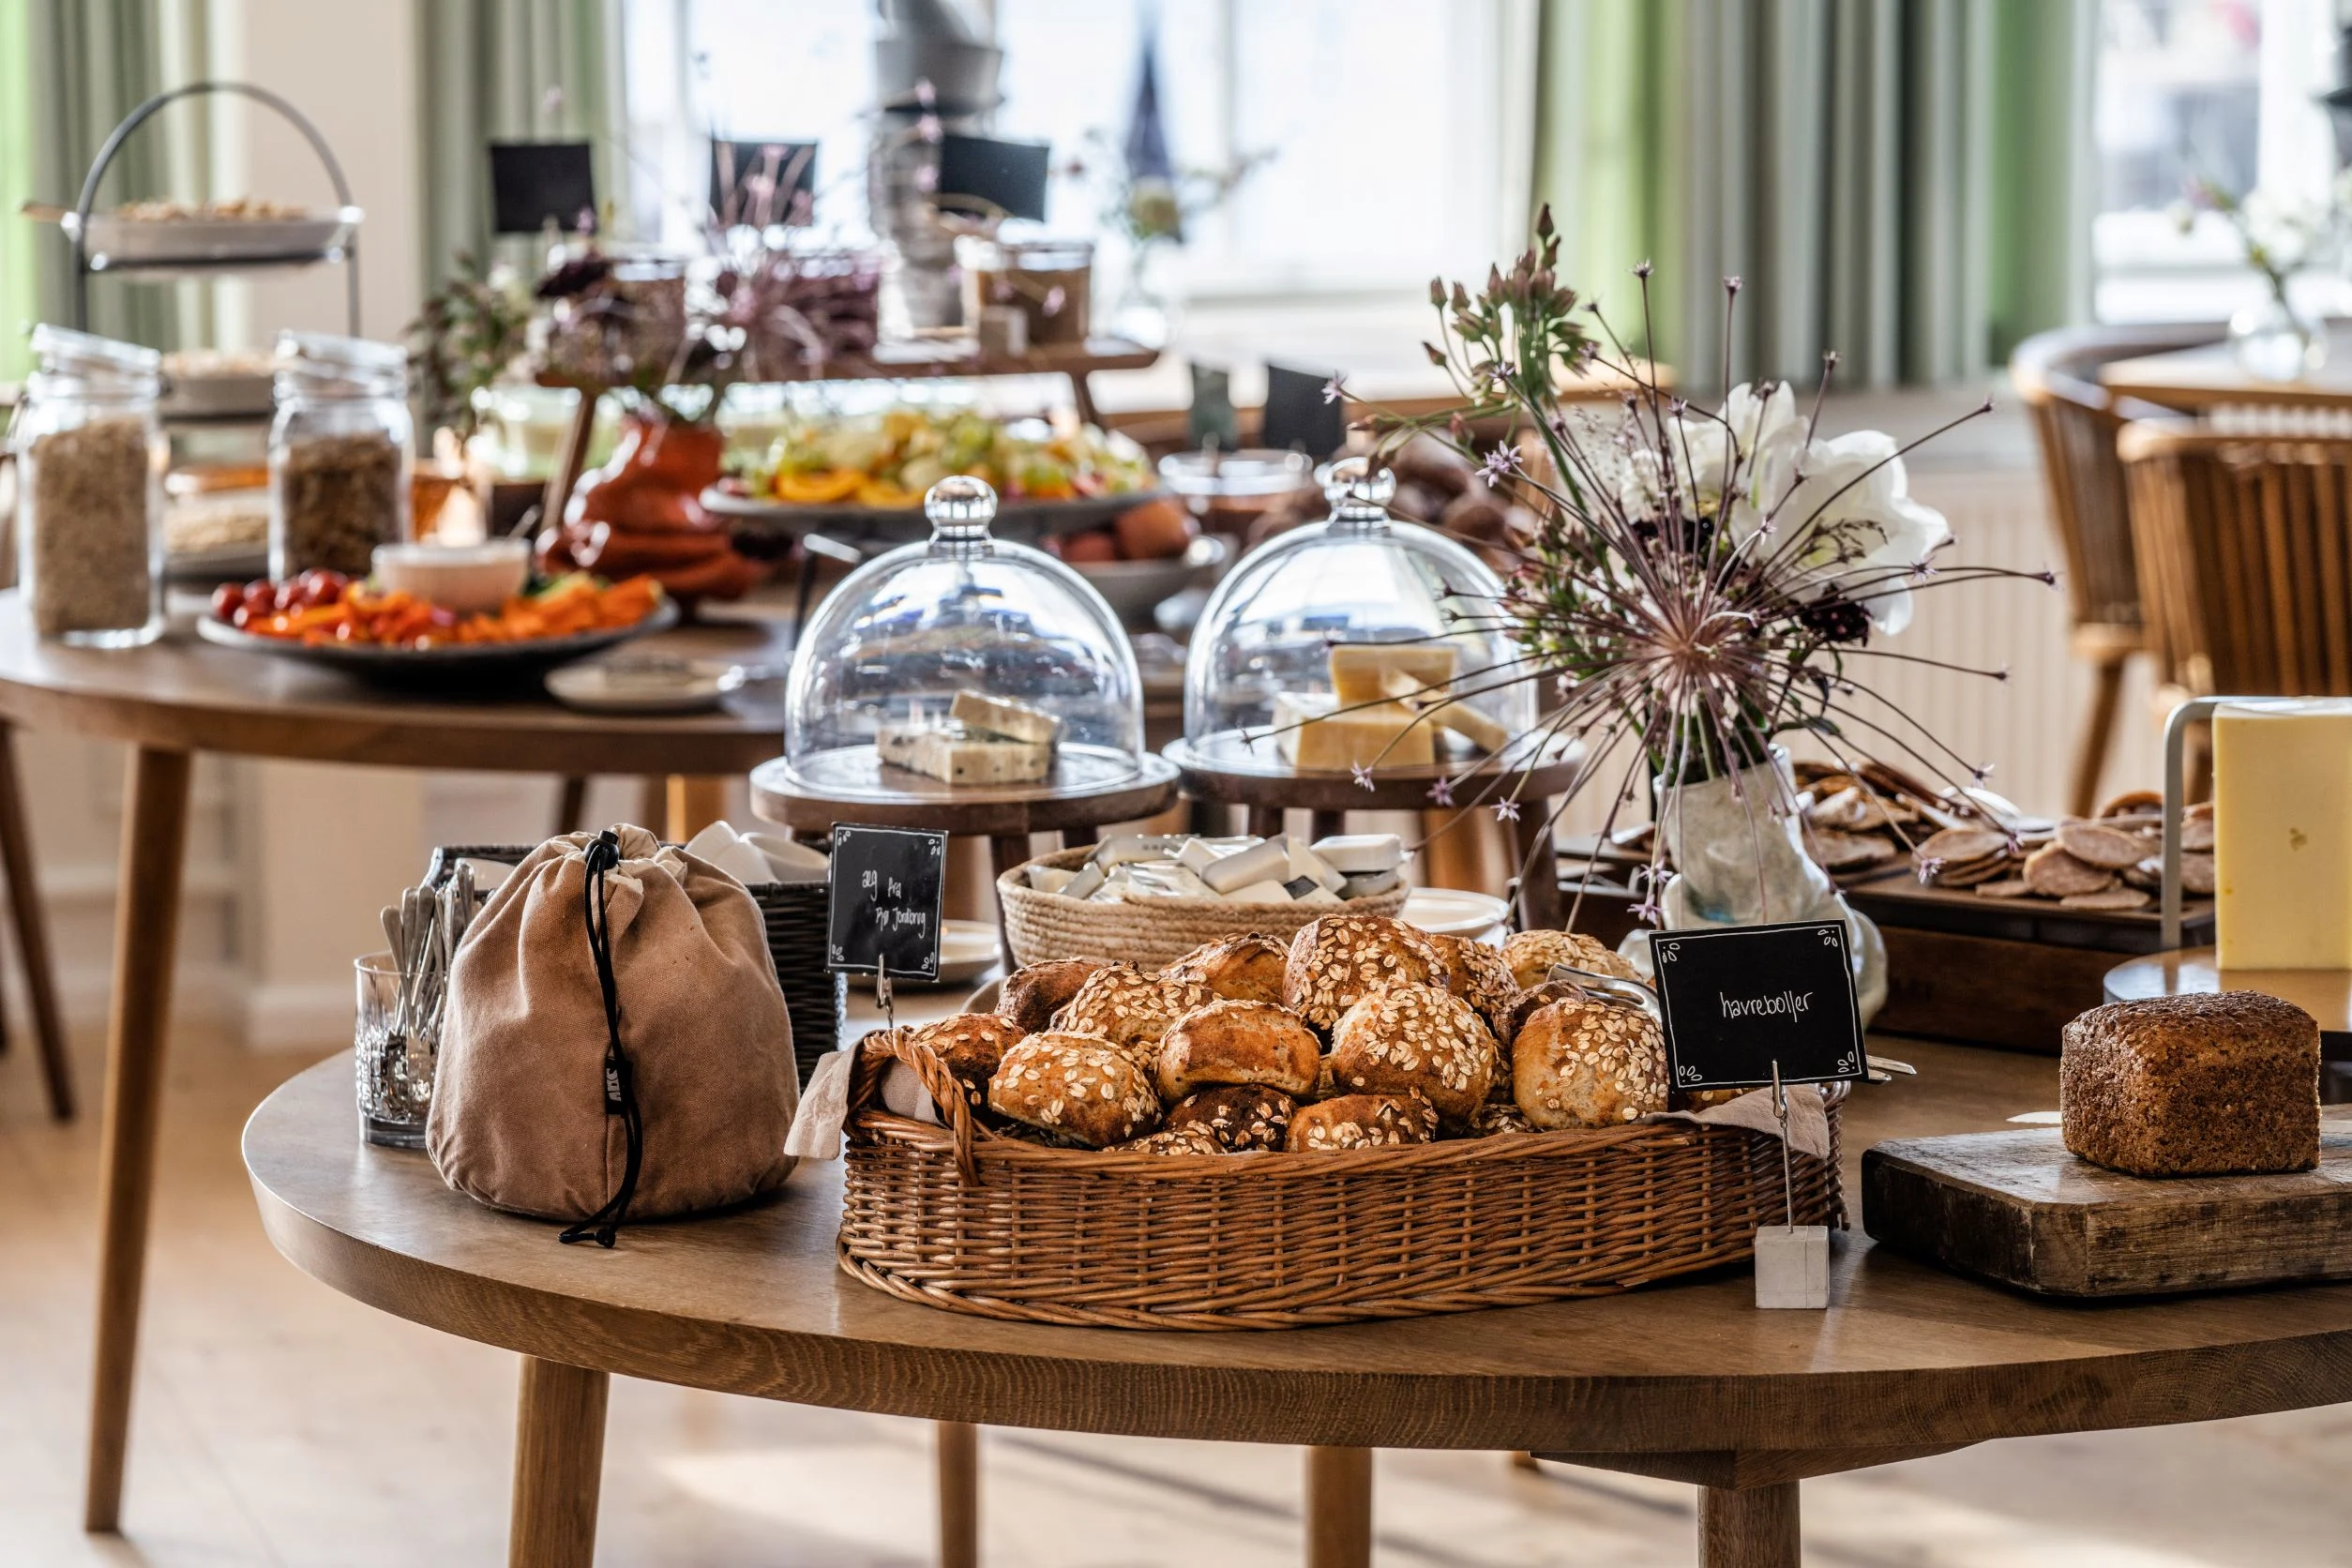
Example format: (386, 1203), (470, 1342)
(191, 598), (679, 686)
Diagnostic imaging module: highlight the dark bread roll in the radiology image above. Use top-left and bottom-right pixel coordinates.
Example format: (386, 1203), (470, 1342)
(1162, 933), (1289, 1004)
(1503, 979), (1587, 1045)
(1156, 1000), (1321, 1101)
(1501, 929), (1638, 990)
(1116, 1124), (1230, 1155)
(1429, 933), (1518, 1038)
(999, 958), (1108, 1033)
(1286, 1093), (1437, 1151)
(1327, 982), (1499, 1125)
(2061, 992), (2319, 1176)
(1052, 964), (1215, 1063)
(987, 1032), (1162, 1148)
(909, 1013), (1024, 1086)
(1513, 995), (1668, 1129)
(1164, 1084), (1296, 1151)
(1283, 913), (1450, 1031)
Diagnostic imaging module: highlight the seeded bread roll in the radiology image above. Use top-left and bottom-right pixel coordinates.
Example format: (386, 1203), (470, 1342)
(1283, 913), (1450, 1030)
(1164, 1084), (1295, 1151)
(1501, 929), (1637, 990)
(1162, 933), (1291, 1004)
(1155, 999), (1321, 1101)
(909, 1013), (1024, 1087)
(1470, 1101), (1536, 1136)
(1670, 1086), (1747, 1112)
(987, 1032), (1163, 1148)
(1116, 1124), (1230, 1156)
(998, 957), (1108, 1033)
(1327, 982), (1500, 1125)
(1513, 995), (1669, 1128)
(1285, 1092), (1437, 1151)
(1431, 933), (1519, 1038)
(2061, 992), (2319, 1176)
(1503, 979), (1587, 1045)
(1052, 964), (1215, 1063)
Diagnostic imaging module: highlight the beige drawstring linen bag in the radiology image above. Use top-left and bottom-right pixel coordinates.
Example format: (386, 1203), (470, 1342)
(427, 825), (798, 1244)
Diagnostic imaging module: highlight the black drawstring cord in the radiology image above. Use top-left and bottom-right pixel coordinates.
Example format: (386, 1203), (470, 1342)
(560, 830), (642, 1248)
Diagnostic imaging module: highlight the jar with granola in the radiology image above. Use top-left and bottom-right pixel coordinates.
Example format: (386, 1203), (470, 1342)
(8, 324), (165, 645)
(268, 331), (411, 580)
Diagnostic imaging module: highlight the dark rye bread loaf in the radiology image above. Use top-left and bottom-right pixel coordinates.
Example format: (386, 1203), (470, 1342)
(2060, 992), (2319, 1177)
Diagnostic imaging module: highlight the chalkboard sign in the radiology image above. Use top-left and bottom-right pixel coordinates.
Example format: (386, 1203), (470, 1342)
(934, 134), (1050, 222)
(1648, 920), (1865, 1090)
(1262, 362), (1349, 460)
(487, 141), (597, 235)
(825, 825), (948, 981)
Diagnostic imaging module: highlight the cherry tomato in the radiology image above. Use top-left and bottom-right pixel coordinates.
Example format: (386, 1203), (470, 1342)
(295, 568), (345, 608)
(209, 583), (240, 622)
(241, 582), (277, 618)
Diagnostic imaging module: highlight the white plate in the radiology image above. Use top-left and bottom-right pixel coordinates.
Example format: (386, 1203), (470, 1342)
(545, 657), (745, 715)
(1401, 887), (1511, 942)
(851, 919), (1002, 988)
(79, 209), (359, 266)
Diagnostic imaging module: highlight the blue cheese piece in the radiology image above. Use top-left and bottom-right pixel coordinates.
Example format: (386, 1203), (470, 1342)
(1312, 834), (1407, 875)
(1198, 837), (1292, 894)
(876, 721), (1051, 785)
(949, 690), (1062, 746)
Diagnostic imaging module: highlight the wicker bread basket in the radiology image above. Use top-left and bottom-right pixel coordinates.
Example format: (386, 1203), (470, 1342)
(837, 1028), (1846, 1330)
(996, 844), (1413, 970)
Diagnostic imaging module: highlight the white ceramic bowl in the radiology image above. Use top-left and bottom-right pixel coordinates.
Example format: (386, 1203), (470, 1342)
(371, 539), (529, 614)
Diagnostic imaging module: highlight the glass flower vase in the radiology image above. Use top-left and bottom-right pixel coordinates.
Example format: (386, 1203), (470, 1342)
(2230, 294), (2325, 383)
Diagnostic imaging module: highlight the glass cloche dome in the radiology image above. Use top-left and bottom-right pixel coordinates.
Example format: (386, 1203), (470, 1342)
(1183, 457), (1537, 776)
(784, 475), (1143, 797)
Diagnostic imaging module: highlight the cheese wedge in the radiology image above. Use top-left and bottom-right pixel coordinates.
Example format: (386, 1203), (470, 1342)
(1330, 641), (1458, 704)
(950, 690), (1062, 746)
(877, 722), (1052, 785)
(2214, 699), (2352, 969)
(1272, 692), (1436, 772)
(1376, 668), (1510, 754)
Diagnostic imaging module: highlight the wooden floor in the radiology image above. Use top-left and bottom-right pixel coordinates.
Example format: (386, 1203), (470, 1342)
(8, 1024), (2352, 1566)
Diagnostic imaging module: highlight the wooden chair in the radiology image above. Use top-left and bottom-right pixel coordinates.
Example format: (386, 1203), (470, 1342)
(2011, 323), (2224, 816)
(2118, 419), (2352, 792)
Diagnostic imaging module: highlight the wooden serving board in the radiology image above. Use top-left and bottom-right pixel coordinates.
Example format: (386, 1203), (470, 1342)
(1863, 1121), (2352, 1297)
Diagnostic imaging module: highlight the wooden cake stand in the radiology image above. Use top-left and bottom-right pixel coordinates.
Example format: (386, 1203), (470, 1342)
(749, 746), (1182, 887)
(1163, 731), (1581, 933)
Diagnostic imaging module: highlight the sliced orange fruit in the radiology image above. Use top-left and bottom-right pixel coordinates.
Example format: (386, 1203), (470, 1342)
(854, 476), (924, 508)
(773, 468), (864, 504)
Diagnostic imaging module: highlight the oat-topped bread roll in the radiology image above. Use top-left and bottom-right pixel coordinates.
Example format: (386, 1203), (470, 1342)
(1115, 1124), (1230, 1156)
(1513, 994), (1669, 1129)
(1283, 913), (1450, 1030)
(1501, 928), (1637, 990)
(998, 957), (1108, 1033)
(1052, 964), (1215, 1063)
(987, 1032), (1163, 1148)
(1286, 1093), (1437, 1151)
(1162, 933), (1289, 1004)
(1470, 1101), (1535, 1136)
(908, 1013), (1024, 1088)
(1164, 1084), (1296, 1151)
(1156, 1000), (1320, 1100)
(2061, 993), (2319, 1176)
(1503, 979), (1586, 1046)
(1430, 933), (1518, 1038)
(1327, 982), (1499, 1125)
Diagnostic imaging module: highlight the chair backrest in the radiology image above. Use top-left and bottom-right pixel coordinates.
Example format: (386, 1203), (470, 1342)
(2118, 419), (2352, 697)
(2011, 323), (2224, 634)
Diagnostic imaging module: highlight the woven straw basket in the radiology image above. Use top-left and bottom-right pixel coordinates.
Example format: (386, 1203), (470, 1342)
(996, 845), (1412, 971)
(837, 1029), (1847, 1331)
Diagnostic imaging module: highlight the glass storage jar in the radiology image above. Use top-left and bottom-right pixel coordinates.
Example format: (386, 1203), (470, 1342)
(9, 324), (165, 646)
(783, 475), (1142, 799)
(1183, 457), (1536, 776)
(957, 234), (1093, 347)
(269, 330), (412, 580)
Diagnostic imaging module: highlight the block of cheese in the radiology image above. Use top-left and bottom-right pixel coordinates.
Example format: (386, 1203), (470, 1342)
(1312, 833), (1406, 874)
(1377, 668), (1510, 754)
(1199, 837), (1291, 895)
(1286, 838), (1347, 893)
(1330, 641), (1458, 704)
(2213, 699), (2352, 969)
(877, 722), (1052, 786)
(949, 690), (1062, 746)
(1272, 692), (1436, 772)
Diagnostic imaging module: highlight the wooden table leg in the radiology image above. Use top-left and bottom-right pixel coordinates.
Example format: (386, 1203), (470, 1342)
(1308, 809), (1345, 841)
(82, 746), (192, 1531)
(540, 388), (598, 536)
(1304, 1446), (1371, 1568)
(1246, 806), (1284, 838)
(0, 721), (73, 1120)
(665, 776), (729, 842)
(936, 1419), (979, 1568)
(1510, 795), (1562, 932)
(509, 1356), (608, 1568)
(553, 776), (589, 838)
(1696, 1482), (1799, 1568)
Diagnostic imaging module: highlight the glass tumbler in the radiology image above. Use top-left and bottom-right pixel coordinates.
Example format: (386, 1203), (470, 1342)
(354, 950), (437, 1148)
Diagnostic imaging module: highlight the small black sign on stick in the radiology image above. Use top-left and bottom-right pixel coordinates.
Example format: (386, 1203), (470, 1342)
(826, 825), (947, 988)
(1647, 919), (1864, 1091)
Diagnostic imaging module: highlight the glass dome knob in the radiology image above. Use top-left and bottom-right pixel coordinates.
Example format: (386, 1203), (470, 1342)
(925, 474), (999, 538)
(1320, 457), (1395, 526)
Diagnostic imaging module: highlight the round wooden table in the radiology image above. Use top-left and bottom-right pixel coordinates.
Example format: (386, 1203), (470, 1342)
(244, 1048), (2352, 1568)
(0, 592), (794, 1532)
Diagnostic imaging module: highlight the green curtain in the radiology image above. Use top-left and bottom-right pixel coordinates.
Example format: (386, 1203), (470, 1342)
(415, 0), (628, 297)
(1533, 0), (2094, 392)
(0, 0), (37, 381)
(23, 0), (185, 354)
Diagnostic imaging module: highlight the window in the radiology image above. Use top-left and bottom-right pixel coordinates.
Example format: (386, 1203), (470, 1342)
(618, 0), (1520, 304)
(2091, 0), (2346, 322)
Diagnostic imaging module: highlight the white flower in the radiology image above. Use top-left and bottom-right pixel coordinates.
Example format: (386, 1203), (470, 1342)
(1757, 430), (1950, 634)
(1618, 381), (1801, 535)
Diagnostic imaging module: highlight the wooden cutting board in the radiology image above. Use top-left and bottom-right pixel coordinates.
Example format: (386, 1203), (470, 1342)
(1862, 1120), (2352, 1297)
